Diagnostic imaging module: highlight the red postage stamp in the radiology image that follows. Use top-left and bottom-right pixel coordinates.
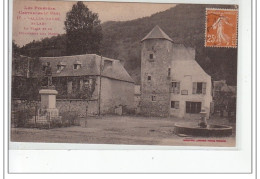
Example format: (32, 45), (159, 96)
(205, 8), (238, 48)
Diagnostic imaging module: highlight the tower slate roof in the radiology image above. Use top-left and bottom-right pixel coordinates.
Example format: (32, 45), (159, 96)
(141, 25), (173, 42)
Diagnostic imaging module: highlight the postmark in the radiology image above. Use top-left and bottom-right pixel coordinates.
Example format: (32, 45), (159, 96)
(205, 8), (238, 48)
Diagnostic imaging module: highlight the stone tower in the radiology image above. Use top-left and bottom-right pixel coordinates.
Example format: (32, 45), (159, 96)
(140, 25), (173, 117)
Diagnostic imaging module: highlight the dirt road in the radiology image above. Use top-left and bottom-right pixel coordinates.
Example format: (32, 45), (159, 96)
(11, 115), (236, 147)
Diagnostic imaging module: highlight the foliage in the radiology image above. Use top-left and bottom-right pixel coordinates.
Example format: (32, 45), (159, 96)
(12, 57), (44, 101)
(214, 91), (236, 116)
(20, 35), (67, 57)
(14, 110), (28, 127)
(64, 1), (103, 55)
(12, 41), (20, 57)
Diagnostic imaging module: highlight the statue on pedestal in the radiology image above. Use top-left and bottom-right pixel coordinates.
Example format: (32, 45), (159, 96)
(37, 62), (61, 128)
(44, 62), (53, 87)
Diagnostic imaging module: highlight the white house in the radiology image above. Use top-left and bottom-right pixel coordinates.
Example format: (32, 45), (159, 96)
(169, 45), (212, 119)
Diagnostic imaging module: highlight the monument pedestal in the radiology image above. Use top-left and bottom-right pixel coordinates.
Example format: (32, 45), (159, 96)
(198, 108), (208, 128)
(37, 88), (61, 126)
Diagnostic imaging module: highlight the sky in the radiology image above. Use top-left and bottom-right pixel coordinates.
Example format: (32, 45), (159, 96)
(12, 0), (176, 46)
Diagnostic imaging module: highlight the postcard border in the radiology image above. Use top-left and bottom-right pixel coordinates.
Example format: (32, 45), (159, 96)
(4, 0), (256, 175)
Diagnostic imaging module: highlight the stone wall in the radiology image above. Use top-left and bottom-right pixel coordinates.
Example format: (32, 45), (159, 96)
(56, 99), (98, 117)
(140, 39), (172, 117)
(12, 77), (134, 117)
(12, 99), (98, 118)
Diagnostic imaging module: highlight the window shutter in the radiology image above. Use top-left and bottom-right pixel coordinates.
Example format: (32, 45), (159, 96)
(175, 101), (179, 109)
(192, 82), (197, 94)
(177, 82), (180, 94)
(171, 101), (174, 108)
(202, 82), (206, 94)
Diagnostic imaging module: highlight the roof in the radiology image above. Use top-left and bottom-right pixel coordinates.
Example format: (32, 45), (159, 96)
(39, 54), (134, 83)
(57, 61), (67, 66)
(141, 25), (173, 42)
(101, 56), (134, 83)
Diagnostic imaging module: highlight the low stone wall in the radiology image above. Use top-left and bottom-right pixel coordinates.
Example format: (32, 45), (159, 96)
(56, 99), (98, 117)
(12, 99), (98, 118)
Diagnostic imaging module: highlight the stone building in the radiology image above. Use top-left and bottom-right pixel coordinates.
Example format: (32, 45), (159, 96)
(12, 54), (135, 117)
(140, 25), (212, 118)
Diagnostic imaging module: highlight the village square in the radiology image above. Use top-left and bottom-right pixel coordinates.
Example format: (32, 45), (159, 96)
(11, 2), (237, 146)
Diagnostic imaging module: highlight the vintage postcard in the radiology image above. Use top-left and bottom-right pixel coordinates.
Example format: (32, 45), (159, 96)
(11, 0), (238, 147)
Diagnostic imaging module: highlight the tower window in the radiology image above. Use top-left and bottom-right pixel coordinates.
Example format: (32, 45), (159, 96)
(149, 54), (153, 59)
(152, 95), (156, 101)
(168, 68), (171, 77)
(148, 75), (151, 81)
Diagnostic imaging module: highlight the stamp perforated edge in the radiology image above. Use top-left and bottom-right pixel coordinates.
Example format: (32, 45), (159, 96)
(204, 8), (239, 48)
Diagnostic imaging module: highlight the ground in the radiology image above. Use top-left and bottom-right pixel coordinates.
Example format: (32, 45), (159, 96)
(11, 115), (236, 147)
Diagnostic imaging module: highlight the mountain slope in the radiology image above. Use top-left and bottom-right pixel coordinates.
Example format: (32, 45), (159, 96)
(100, 4), (238, 85)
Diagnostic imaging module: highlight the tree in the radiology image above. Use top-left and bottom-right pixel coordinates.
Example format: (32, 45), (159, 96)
(12, 41), (20, 58)
(64, 1), (103, 55)
(12, 56), (44, 127)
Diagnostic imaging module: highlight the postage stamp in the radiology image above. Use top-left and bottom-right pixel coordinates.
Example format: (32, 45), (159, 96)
(205, 8), (238, 48)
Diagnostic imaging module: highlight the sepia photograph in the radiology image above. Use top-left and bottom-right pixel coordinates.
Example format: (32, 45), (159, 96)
(11, 0), (238, 147)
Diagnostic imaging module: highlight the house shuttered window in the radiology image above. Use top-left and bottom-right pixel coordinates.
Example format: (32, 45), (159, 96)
(171, 101), (179, 109)
(192, 82), (206, 94)
(202, 82), (206, 94)
(171, 82), (180, 94)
